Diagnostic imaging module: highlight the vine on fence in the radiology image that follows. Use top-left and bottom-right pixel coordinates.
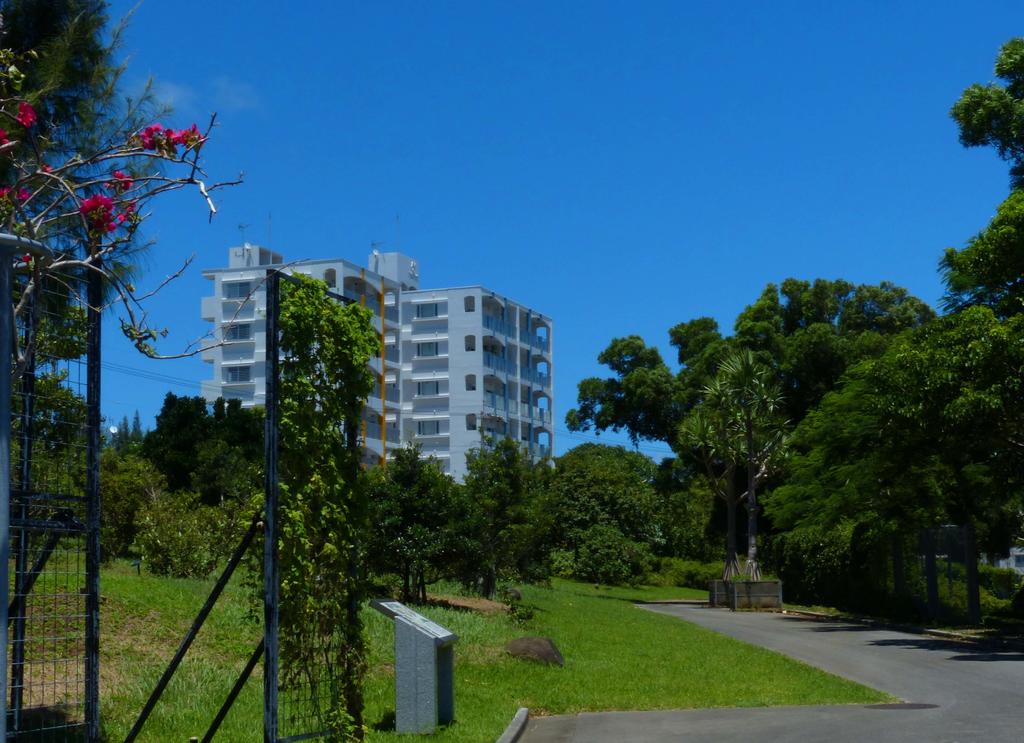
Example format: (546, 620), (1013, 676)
(277, 275), (378, 740)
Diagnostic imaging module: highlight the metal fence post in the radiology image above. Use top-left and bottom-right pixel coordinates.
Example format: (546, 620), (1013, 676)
(0, 234), (50, 742)
(0, 245), (13, 743)
(264, 270), (281, 743)
(85, 259), (102, 740)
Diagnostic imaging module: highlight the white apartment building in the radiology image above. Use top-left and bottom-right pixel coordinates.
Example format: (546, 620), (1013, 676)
(201, 244), (553, 479)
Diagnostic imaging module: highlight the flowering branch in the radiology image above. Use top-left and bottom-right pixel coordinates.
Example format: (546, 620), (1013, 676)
(0, 46), (243, 364)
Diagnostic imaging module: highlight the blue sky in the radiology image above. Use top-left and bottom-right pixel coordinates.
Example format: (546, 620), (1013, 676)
(101, 1), (1020, 458)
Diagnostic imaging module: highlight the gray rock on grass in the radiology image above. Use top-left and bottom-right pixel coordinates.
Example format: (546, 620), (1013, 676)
(505, 636), (564, 667)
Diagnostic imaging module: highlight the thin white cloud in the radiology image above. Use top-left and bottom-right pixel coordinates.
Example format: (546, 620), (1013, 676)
(210, 76), (262, 113)
(152, 79), (198, 114)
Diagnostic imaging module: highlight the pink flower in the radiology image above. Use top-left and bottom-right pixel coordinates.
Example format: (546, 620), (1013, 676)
(0, 128), (8, 145)
(16, 102), (36, 128)
(138, 123), (164, 150)
(0, 187), (9, 199)
(80, 193), (117, 235)
(41, 164), (53, 173)
(16, 188), (29, 201)
(109, 170), (134, 193)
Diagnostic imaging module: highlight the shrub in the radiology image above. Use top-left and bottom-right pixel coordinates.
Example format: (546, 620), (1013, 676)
(574, 524), (653, 586)
(100, 450), (166, 559)
(646, 558), (722, 589)
(134, 491), (233, 578)
(549, 549), (576, 579)
(978, 564), (1021, 599)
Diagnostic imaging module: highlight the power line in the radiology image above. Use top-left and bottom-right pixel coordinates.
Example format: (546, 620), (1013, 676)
(101, 361), (204, 390)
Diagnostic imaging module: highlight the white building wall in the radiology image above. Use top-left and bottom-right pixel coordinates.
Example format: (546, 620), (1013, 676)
(202, 246), (552, 481)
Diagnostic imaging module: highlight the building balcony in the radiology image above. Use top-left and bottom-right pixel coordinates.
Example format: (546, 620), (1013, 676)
(519, 405), (552, 423)
(483, 352), (516, 375)
(519, 330), (549, 352)
(524, 369), (551, 387)
(221, 299), (256, 322)
(483, 314), (514, 336)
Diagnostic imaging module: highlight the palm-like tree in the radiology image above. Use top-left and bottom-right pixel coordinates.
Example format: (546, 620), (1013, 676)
(679, 350), (788, 580)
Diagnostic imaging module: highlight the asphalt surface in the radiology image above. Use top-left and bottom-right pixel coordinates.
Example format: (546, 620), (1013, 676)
(521, 605), (1024, 742)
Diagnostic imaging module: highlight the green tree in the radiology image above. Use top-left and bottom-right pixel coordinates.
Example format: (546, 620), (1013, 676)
(546, 443), (660, 554)
(367, 445), (464, 603)
(950, 37), (1024, 188)
(142, 393), (262, 501)
(679, 351), (788, 579)
(142, 393), (212, 490)
(566, 336), (683, 445)
(941, 190), (1024, 318)
(461, 437), (547, 598)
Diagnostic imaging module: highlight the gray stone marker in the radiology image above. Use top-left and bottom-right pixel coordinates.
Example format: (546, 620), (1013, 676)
(371, 599), (458, 734)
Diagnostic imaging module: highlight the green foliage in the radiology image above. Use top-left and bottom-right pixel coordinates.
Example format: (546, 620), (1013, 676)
(566, 336), (682, 444)
(573, 524), (653, 586)
(142, 393), (263, 501)
(978, 564), (1021, 599)
(568, 279), (931, 448)
(366, 445), (466, 603)
(653, 464), (719, 561)
(546, 443), (660, 554)
(941, 190), (1024, 318)
(950, 37), (1024, 188)
(134, 491), (229, 579)
(107, 410), (145, 453)
(678, 350), (789, 578)
(276, 274), (378, 739)
(99, 449), (165, 558)
(461, 437), (550, 598)
(645, 558), (722, 590)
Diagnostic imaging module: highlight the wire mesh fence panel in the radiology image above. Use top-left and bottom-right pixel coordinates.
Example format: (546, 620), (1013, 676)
(265, 271), (364, 743)
(6, 269), (100, 742)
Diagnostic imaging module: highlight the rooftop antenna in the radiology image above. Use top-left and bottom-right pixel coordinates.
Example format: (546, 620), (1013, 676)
(267, 212), (272, 247)
(238, 223), (250, 244)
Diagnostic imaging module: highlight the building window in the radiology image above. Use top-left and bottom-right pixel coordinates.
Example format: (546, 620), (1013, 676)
(324, 268), (337, 288)
(417, 420), (440, 436)
(223, 281), (251, 299)
(466, 414), (477, 431)
(224, 324), (251, 341)
(417, 342), (438, 357)
(464, 296), (475, 312)
(417, 381), (439, 396)
(464, 335), (476, 352)
(465, 374), (476, 391)
(416, 303), (438, 319)
(225, 365), (251, 383)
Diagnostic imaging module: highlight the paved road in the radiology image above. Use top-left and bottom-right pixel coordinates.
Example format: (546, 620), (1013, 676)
(522, 605), (1024, 742)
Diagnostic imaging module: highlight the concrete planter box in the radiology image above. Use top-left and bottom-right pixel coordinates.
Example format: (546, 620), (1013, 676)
(708, 580), (729, 607)
(729, 580), (783, 611)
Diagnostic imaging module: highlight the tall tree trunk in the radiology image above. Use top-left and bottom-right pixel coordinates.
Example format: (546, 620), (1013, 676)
(724, 495), (740, 579)
(744, 413), (761, 580)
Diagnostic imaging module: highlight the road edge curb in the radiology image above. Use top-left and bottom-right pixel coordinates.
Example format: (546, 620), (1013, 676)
(496, 707), (530, 743)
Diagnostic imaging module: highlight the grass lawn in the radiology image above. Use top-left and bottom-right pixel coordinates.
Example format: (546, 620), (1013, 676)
(97, 564), (887, 741)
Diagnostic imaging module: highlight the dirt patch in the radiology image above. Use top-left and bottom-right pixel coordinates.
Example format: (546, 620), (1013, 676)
(428, 593), (507, 615)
